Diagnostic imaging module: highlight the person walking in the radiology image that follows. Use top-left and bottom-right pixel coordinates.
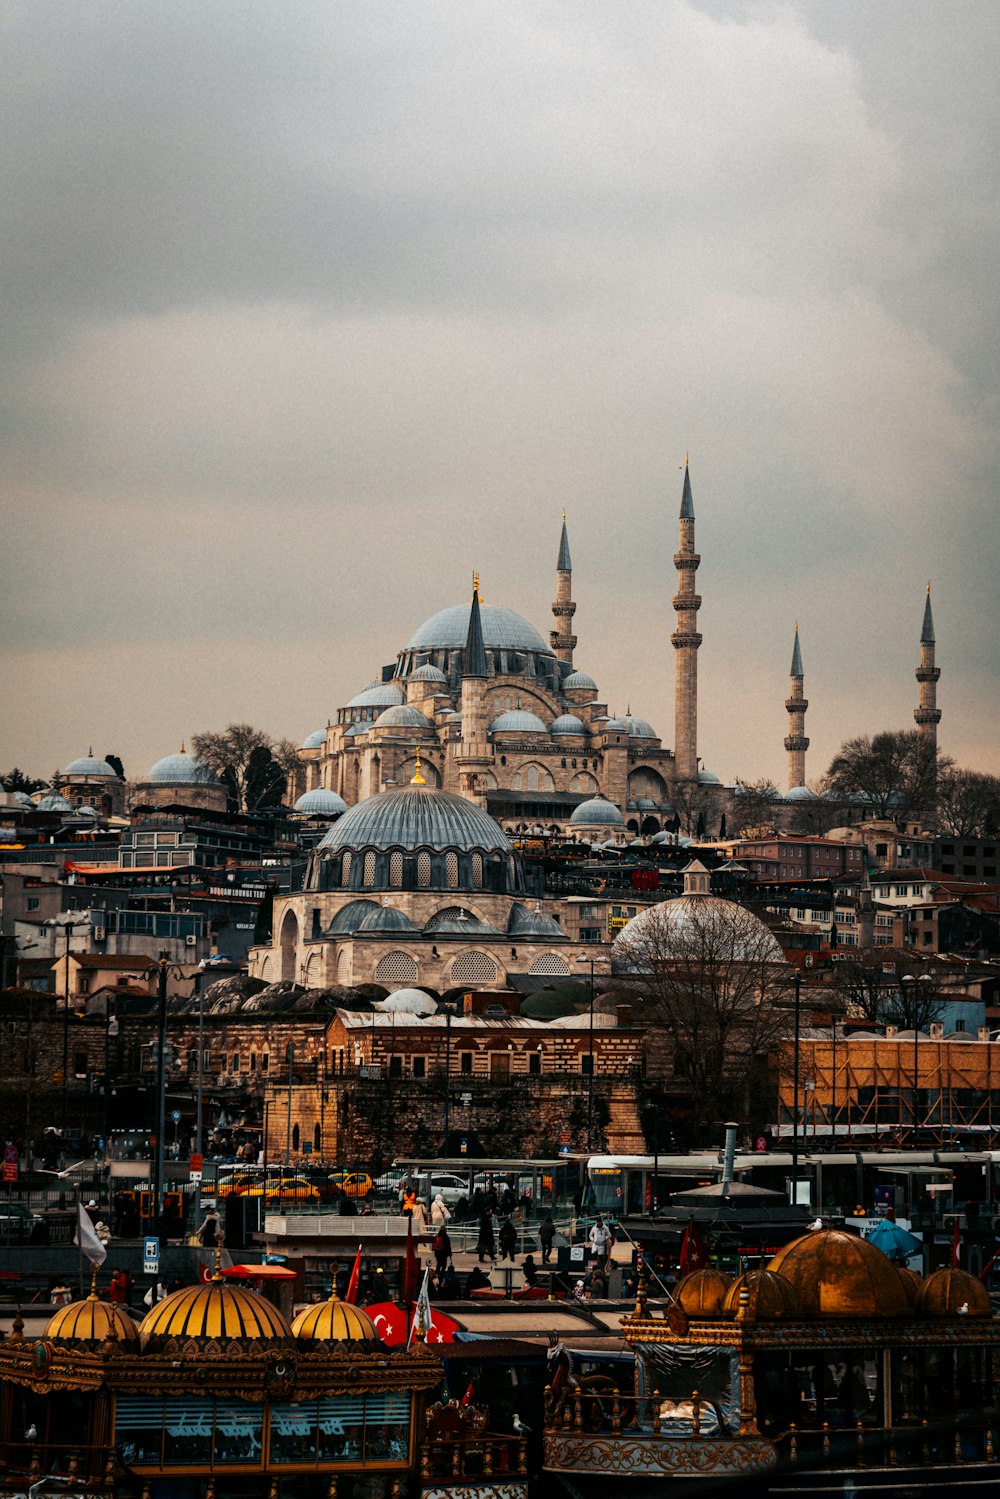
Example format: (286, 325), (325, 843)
(197, 1206), (222, 1247)
(539, 1213), (556, 1265)
(432, 1224), (452, 1276)
(476, 1207), (495, 1263)
(588, 1213), (614, 1267)
(498, 1215), (517, 1263)
(430, 1193), (451, 1229)
(521, 1254), (539, 1288)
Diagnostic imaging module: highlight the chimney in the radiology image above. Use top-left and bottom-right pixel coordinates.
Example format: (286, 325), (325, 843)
(722, 1122), (739, 1185)
(979, 1026), (991, 1043)
(930, 1022), (944, 1040)
(885, 1025), (898, 1039)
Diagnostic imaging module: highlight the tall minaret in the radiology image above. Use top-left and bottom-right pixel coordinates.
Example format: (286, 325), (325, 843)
(671, 459), (702, 781)
(550, 512), (577, 667)
(914, 583), (941, 762)
(456, 576), (492, 808)
(784, 623), (809, 790)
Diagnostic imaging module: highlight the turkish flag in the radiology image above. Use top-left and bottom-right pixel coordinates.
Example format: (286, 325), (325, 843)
(679, 1219), (708, 1274)
(365, 1300), (460, 1349)
(345, 1245), (362, 1305)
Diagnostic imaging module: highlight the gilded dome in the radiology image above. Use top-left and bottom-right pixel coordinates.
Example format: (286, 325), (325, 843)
(139, 1279), (293, 1354)
(292, 1292), (380, 1345)
(767, 1230), (909, 1318)
(722, 1269), (800, 1320)
(916, 1266), (993, 1318)
(896, 1265), (923, 1309)
(675, 1267), (734, 1319)
(46, 1294), (139, 1347)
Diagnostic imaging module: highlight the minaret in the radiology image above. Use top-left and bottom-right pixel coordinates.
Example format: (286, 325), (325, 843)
(550, 512), (577, 667)
(456, 576), (492, 808)
(914, 583), (941, 759)
(784, 623), (809, 790)
(671, 459), (702, 781)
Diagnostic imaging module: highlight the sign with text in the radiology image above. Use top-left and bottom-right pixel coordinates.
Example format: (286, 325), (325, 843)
(144, 1236), (160, 1275)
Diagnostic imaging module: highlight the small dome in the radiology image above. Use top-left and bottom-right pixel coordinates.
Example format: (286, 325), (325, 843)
(37, 794), (73, 812)
(12, 790), (34, 806)
(140, 1278), (293, 1353)
(326, 899), (382, 934)
(46, 1293), (139, 1347)
(570, 796), (625, 827)
(599, 717), (628, 732)
(373, 704), (434, 730)
(784, 785), (817, 802)
(614, 895), (785, 967)
(424, 908), (498, 935)
(697, 768), (721, 785)
(71, 805), (100, 820)
(147, 750), (218, 785)
(356, 904), (416, 933)
(294, 787), (348, 817)
(723, 1269), (800, 1320)
(376, 988), (437, 1014)
(766, 1229), (909, 1318)
(507, 902), (564, 938)
(408, 663), (448, 683)
(292, 1292), (380, 1345)
(490, 709), (548, 735)
(622, 715), (657, 739)
(346, 682), (406, 710)
(896, 1266), (923, 1308)
(302, 729), (327, 749)
(520, 991), (579, 1019)
(563, 670), (597, 691)
(676, 1268), (735, 1319)
(550, 714), (588, 736)
(64, 755), (117, 778)
(916, 1266), (993, 1318)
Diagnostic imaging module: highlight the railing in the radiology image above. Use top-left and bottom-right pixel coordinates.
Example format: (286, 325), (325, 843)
(0, 1439), (116, 1490)
(420, 1435), (528, 1482)
(774, 1416), (1000, 1470)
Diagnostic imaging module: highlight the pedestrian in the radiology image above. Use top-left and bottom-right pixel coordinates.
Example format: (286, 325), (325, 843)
(465, 1265), (491, 1297)
(430, 1193), (451, 1229)
(476, 1207), (495, 1263)
(410, 1195), (428, 1234)
(50, 1281), (73, 1306)
(439, 1264), (461, 1298)
(401, 1186), (417, 1216)
(94, 1220), (111, 1245)
(539, 1213), (556, 1264)
(108, 1269), (128, 1304)
(432, 1225), (452, 1275)
(197, 1206), (222, 1247)
(588, 1214), (613, 1266)
(521, 1254), (539, 1288)
(498, 1216), (517, 1263)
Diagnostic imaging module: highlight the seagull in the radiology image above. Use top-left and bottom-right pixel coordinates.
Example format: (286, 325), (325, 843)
(25, 1423), (37, 1441)
(958, 1302), (969, 1315)
(512, 1413), (532, 1437)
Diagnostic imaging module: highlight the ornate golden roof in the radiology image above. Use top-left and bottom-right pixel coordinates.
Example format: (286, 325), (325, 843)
(767, 1229), (909, 1319)
(675, 1267), (734, 1319)
(722, 1268), (800, 1320)
(45, 1294), (139, 1347)
(291, 1289), (379, 1345)
(896, 1265), (923, 1309)
(916, 1266), (993, 1319)
(139, 1280), (293, 1355)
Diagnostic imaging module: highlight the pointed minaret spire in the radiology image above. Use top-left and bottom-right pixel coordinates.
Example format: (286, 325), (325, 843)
(784, 622), (809, 791)
(463, 576), (487, 678)
(457, 576), (491, 808)
(550, 514), (577, 667)
(672, 457), (702, 781)
(914, 581), (941, 782)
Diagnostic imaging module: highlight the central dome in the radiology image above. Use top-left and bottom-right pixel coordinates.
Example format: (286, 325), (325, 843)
(407, 604), (551, 656)
(319, 785), (513, 855)
(614, 895), (785, 967)
(139, 1279), (293, 1353)
(767, 1229), (910, 1318)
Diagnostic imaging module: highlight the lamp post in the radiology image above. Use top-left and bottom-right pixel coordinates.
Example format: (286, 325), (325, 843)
(790, 970), (802, 1209)
(102, 1008), (119, 1172)
(902, 972), (933, 1139)
(442, 1001), (456, 1155)
(153, 953), (169, 1233)
(44, 916), (92, 1155)
(192, 981), (206, 1233)
(576, 956), (596, 1150)
(285, 1043), (294, 1168)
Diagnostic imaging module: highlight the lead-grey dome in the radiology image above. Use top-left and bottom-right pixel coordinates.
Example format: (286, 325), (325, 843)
(147, 750), (219, 785)
(374, 705), (434, 730)
(613, 896), (785, 969)
(697, 768), (721, 785)
(318, 785), (513, 856)
(570, 796), (625, 827)
(294, 787), (348, 816)
(356, 904), (416, 933)
(622, 715), (657, 739)
(784, 785), (817, 802)
(550, 714), (587, 736)
(64, 755), (117, 778)
(507, 902), (565, 938)
(563, 670), (597, 692)
(407, 604), (551, 656)
(424, 908), (499, 935)
(346, 683), (406, 710)
(325, 900), (382, 934)
(490, 709), (547, 734)
(37, 794), (73, 812)
(302, 729), (327, 749)
(408, 663), (448, 683)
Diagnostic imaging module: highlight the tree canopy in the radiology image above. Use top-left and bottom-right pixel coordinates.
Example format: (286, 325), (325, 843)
(191, 725), (300, 813)
(822, 729), (949, 820)
(935, 767), (1000, 837)
(1, 767), (47, 793)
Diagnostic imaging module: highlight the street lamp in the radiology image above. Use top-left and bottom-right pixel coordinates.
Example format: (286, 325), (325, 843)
(901, 972), (933, 1138)
(44, 916), (91, 1150)
(441, 1000), (457, 1155)
(576, 956), (597, 1150)
(102, 1008), (119, 1172)
(285, 1042), (294, 1168)
(790, 970), (802, 1209)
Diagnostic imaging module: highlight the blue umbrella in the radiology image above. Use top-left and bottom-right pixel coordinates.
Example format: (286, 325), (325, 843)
(867, 1218), (921, 1262)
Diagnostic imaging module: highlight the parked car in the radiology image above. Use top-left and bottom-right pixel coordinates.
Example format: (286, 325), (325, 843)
(233, 1175), (320, 1202)
(0, 1204), (47, 1245)
(419, 1172), (471, 1208)
(326, 1170), (373, 1199)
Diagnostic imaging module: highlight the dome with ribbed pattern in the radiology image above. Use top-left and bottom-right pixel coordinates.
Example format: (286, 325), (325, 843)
(139, 1278), (293, 1354)
(407, 604), (550, 655)
(292, 1293), (379, 1345)
(318, 785), (512, 856)
(46, 1294), (139, 1347)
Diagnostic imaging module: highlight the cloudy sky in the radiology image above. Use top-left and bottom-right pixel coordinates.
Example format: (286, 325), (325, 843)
(3, 0), (998, 788)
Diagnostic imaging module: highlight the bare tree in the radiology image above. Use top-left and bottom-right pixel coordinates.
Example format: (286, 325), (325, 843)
(731, 777), (781, 835)
(191, 724), (293, 813)
(823, 730), (950, 821)
(669, 779), (717, 838)
(827, 951), (947, 1029)
(935, 767), (1000, 837)
(613, 898), (793, 1129)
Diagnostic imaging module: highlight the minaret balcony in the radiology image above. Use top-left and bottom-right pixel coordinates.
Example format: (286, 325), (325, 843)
(914, 708), (942, 725)
(673, 552), (701, 571)
(551, 601), (577, 617)
(671, 630), (703, 650)
(785, 697), (809, 713)
(784, 735), (809, 752)
(915, 666), (940, 683)
(671, 594), (702, 612)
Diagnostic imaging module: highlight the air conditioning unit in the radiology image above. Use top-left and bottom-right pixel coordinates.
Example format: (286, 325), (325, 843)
(93, 926), (105, 942)
(185, 934), (197, 947)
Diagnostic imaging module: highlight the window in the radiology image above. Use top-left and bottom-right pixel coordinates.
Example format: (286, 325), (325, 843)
(250, 1054), (256, 1072)
(460, 1052), (473, 1074)
(230, 1054), (240, 1073)
(412, 1056), (426, 1079)
(529, 1050), (541, 1074)
(581, 1054), (594, 1075)
(389, 1055), (403, 1079)
(261, 1053), (270, 1072)
(26, 897), (39, 911)
(73, 1051), (88, 1078)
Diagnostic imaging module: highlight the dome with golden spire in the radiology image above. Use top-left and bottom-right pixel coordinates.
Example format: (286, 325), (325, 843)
(291, 1286), (380, 1346)
(767, 1229), (909, 1318)
(139, 1252), (293, 1355)
(45, 1283), (139, 1348)
(916, 1266), (993, 1318)
(722, 1269), (800, 1320)
(675, 1267), (735, 1319)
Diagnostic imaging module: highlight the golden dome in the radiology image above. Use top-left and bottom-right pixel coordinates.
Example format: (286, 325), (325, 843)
(292, 1290), (379, 1345)
(916, 1267), (993, 1319)
(675, 1268), (735, 1319)
(139, 1280), (293, 1355)
(722, 1268), (800, 1320)
(45, 1294), (139, 1347)
(767, 1229), (909, 1318)
(896, 1265), (923, 1309)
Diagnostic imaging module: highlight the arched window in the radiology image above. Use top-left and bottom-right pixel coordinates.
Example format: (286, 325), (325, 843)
(390, 850), (403, 886)
(445, 852), (459, 888)
(314, 1123), (321, 1152)
(363, 851), (376, 886)
(374, 951), (419, 983)
(472, 853), (483, 886)
(451, 951), (498, 985)
(529, 954), (570, 975)
(341, 851), (352, 884)
(571, 771), (600, 794)
(417, 851), (431, 887)
(292, 1123), (300, 1152)
(524, 763), (553, 792)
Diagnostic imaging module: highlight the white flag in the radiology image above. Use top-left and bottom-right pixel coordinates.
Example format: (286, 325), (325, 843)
(74, 1202), (107, 1268)
(407, 1268), (434, 1349)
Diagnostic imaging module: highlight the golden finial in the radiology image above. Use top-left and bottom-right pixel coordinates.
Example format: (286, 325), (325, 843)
(562, 508), (566, 522)
(411, 750), (427, 787)
(212, 1232), (226, 1282)
(180, 740), (186, 753)
(685, 451), (689, 466)
(472, 571), (479, 597)
(795, 620), (799, 631)
(89, 1261), (100, 1300)
(328, 1269), (340, 1302)
(927, 580), (931, 594)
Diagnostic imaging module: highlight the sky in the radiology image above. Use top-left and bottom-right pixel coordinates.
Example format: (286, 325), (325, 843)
(2, 0), (998, 789)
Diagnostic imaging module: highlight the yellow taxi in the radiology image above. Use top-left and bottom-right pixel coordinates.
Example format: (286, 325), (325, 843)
(232, 1174), (320, 1202)
(328, 1170), (373, 1199)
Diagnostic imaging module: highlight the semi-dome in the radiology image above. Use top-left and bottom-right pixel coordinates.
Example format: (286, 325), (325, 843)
(37, 794), (73, 812)
(356, 904), (416, 933)
(675, 1267), (735, 1319)
(424, 908), (498, 935)
(549, 714), (587, 736)
(614, 895), (785, 968)
(302, 728), (327, 749)
(507, 902), (565, 938)
(346, 682), (406, 710)
(490, 709), (548, 734)
(46, 1291), (139, 1347)
(325, 899), (382, 934)
(697, 768), (721, 785)
(408, 663), (448, 683)
(318, 786), (513, 856)
(294, 787), (348, 817)
(563, 670), (597, 691)
(622, 715), (657, 739)
(291, 1291), (380, 1345)
(139, 1278), (293, 1354)
(64, 755), (117, 778)
(374, 704), (434, 730)
(376, 988), (437, 1014)
(570, 796), (625, 827)
(147, 749), (218, 785)
(723, 1269), (800, 1320)
(916, 1266), (993, 1318)
(407, 604), (551, 656)
(784, 784), (817, 802)
(766, 1229), (909, 1318)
